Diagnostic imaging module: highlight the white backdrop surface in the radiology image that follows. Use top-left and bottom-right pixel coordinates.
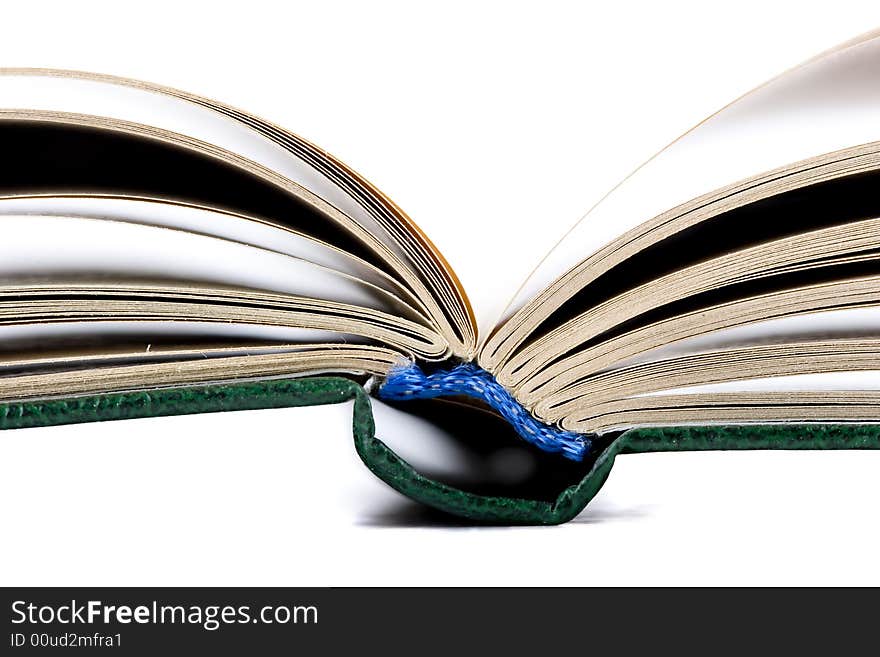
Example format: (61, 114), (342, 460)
(2, 0), (880, 586)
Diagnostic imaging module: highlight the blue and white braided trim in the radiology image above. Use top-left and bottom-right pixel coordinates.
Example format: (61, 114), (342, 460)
(377, 361), (589, 461)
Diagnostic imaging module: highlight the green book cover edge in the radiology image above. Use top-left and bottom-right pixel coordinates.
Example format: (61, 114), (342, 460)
(3, 375), (880, 525)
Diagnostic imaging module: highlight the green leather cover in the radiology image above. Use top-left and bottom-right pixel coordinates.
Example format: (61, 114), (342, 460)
(4, 376), (880, 525)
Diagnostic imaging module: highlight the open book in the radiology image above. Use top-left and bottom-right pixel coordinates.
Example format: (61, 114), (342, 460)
(6, 31), (880, 524)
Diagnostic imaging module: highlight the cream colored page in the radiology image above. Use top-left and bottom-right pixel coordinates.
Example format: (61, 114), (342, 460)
(637, 371), (880, 397)
(0, 214), (405, 313)
(615, 307), (880, 369)
(500, 33), (880, 326)
(0, 72), (473, 357)
(0, 196), (411, 303)
(0, 320), (367, 347)
(0, 71), (397, 253)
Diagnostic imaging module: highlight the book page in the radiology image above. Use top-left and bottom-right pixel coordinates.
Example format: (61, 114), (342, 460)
(0, 214), (409, 314)
(500, 31), (880, 326)
(0, 71), (475, 354)
(0, 195), (412, 303)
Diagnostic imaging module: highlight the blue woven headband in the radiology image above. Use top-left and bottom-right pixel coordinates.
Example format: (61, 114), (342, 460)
(377, 361), (590, 461)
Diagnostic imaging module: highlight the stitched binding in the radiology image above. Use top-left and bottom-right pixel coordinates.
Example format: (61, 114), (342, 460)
(377, 361), (589, 461)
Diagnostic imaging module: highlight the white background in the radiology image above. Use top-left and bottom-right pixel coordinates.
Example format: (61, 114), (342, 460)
(2, 0), (880, 585)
